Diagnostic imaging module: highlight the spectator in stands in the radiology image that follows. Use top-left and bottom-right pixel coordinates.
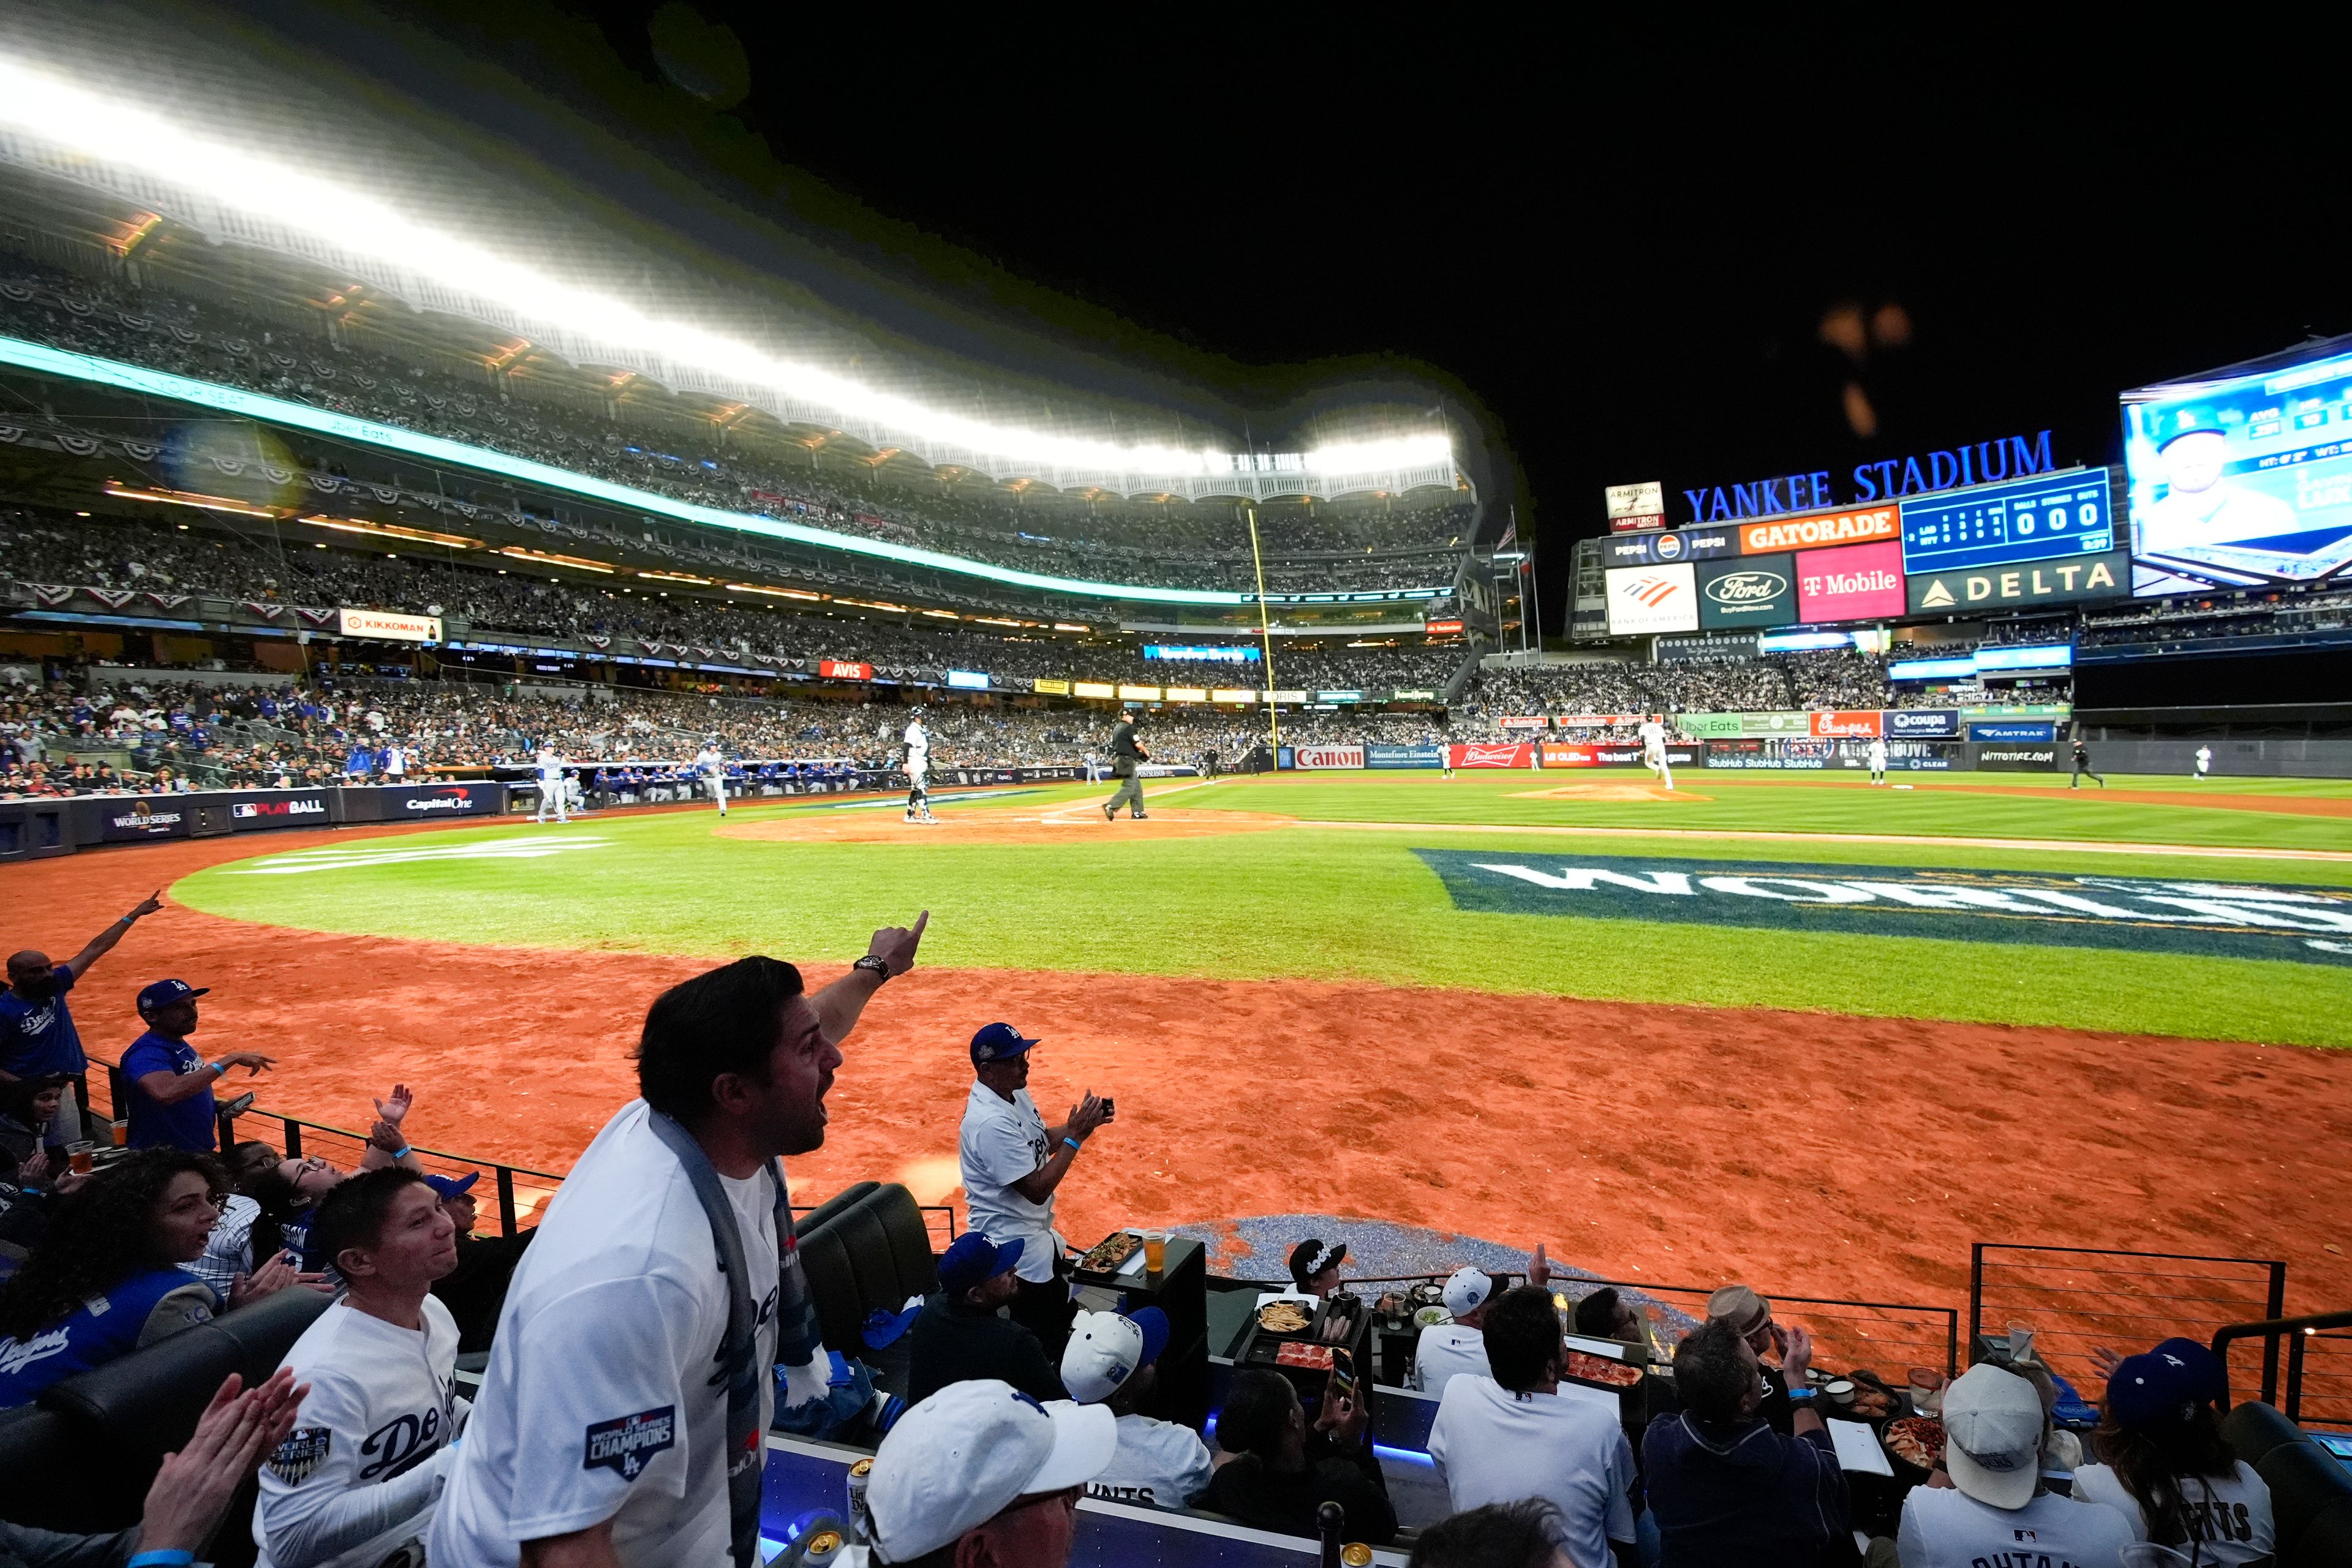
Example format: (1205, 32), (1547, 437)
(0, 1074), (66, 1183)
(1643, 1318), (1855, 1567)
(1709, 1283), (1796, 1434)
(2075, 1339), (2275, 1564)
(1574, 1284), (1645, 1348)
(0, 1366), (307, 1568)
(1, 889), (164, 1150)
(905, 1232), (1067, 1408)
(1896, 1363), (2134, 1567)
(1406, 1500), (1575, 1568)
(256, 1167), (464, 1568)
(431, 914), (926, 1568)
(1060, 1305), (1212, 1510)
(958, 1020), (1108, 1359)
(0, 1148), (309, 1405)
(1428, 1285), (1640, 1568)
(120, 976), (276, 1151)
(1288, 1237), (1348, 1300)
(1197, 1368), (1396, 1547)
(236, 1085), (425, 1269)
(424, 1169), (536, 1354)
(862, 1378), (1114, 1567)
(1415, 1247), (1553, 1395)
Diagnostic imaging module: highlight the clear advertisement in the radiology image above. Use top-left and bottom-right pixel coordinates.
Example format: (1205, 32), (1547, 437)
(337, 607), (443, 643)
(1603, 562), (1699, 635)
(1681, 711), (1814, 739)
(2124, 341), (2352, 596)
(1796, 541), (1905, 624)
(1697, 554), (1797, 628)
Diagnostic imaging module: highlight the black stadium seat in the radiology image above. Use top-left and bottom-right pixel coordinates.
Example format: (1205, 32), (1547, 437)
(2231, 1403), (2352, 1568)
(790, 1183), (940, 1400)
(794, 1181), (880, 1242)
(2223, 1398), (2310, 1470)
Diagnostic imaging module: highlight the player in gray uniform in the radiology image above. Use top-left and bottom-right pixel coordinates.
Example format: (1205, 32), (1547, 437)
(532, 749), (568, 824)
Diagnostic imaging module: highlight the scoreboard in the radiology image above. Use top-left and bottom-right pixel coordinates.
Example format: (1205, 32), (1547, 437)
(1898, 469), (2114, 575)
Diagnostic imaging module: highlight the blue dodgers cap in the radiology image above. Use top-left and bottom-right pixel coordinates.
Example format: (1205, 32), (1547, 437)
(2109, 1338), (2228, 1427)
(136, 978), (209, 1012)
(423, 1172), (479, 1200)
(969, 1022), (1039, 1066)
(1129, 1304), (1170, 1368)
(938, 1231), (1025, 1297)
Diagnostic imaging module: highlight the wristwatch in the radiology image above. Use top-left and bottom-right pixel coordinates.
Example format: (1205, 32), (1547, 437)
(852, 954), (891, 984)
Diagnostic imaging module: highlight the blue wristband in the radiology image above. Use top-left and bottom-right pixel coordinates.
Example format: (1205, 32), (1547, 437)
(390, 1146), (412, 1160)
(1061, 1137), (1081, 1155)
(1787, 1387), (1817, 1402)
(130, 1552), (197, 1568)
(206, 1060), (227, 1076)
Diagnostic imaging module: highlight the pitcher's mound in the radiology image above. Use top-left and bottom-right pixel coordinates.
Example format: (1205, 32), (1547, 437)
(717, 805), (1296, 846)
(1509, 783), (1708, 803)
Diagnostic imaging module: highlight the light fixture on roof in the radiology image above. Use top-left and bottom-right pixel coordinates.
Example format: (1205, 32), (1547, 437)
(104, 483), (281, 519)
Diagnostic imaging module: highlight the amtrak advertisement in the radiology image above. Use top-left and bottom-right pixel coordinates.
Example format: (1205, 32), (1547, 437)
(2124, 341), (2352, 596)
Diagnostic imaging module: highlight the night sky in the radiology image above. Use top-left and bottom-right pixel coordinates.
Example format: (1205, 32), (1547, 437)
(428, 7), (2346, 631)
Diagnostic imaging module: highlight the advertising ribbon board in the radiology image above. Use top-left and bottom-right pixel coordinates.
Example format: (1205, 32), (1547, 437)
(1969, 721), (2057, 743)
(1366, 744), (1444, 769)
(228, 791), (332, 830)
(818, 660), (873, 681)
(1447, 742), (1535, 769)
(1883, 709), (1961, 738)
(337, 607), (443, 643)
(1499, 716), (1551, 729)
(1543, 744), (1698, 768)
(1978, 745), (2060, 771)
(1413, 851), (2352, 969)
(1292, 745), (1365, 770)
(1811, 710), (1883, 738)
(341, 783), (506, 822)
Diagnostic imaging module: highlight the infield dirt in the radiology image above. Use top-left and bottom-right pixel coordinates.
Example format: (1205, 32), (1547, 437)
(20, 822), (2352, 1317)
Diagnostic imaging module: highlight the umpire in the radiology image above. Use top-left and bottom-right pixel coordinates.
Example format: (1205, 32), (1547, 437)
(1102, 713), (1149, 820)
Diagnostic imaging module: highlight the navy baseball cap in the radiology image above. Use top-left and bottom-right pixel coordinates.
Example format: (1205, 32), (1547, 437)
(938, 1232), (1025, 1297)
(2108, 1338), (2228, 1427)
(423, 1172), (479, 1200)
(970, 1022), (1039, 1066)
(137, 978), (209, 1012)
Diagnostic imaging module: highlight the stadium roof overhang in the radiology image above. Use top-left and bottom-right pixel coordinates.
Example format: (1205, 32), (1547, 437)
(0, 19), (1474, 508)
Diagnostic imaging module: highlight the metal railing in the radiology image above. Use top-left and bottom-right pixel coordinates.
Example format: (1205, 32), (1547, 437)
(2212, 1309), (2352, 1427)
(1324, 1269), (1959, 1381)
(1972, 1243), (2288, 1408)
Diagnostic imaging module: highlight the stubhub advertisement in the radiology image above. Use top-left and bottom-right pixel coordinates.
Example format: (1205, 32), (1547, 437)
(1796, 541), (1905, 624)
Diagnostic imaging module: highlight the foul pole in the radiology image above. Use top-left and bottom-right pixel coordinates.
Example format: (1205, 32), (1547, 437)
(1246, 506), (1280, 749)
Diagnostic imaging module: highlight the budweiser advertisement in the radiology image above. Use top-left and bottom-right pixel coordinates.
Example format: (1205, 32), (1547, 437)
(1447, 742), (1535, 769)
(1796, 540), (1905, 624)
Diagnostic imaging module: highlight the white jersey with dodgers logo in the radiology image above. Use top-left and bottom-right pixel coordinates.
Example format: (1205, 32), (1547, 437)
(428, 1100), (780, 1568)
(958, 1080), (1058, 1284)
(255, 1296), (467, 1568)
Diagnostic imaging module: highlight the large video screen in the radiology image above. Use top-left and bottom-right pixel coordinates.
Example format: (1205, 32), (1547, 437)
(2124, 341), (2352, 596)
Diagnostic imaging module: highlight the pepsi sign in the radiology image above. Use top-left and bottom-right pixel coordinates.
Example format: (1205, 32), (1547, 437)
(1603, 526), (1740, 567)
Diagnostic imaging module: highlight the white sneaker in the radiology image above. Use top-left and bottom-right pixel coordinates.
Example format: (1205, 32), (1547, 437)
(903, 812), (918, 823)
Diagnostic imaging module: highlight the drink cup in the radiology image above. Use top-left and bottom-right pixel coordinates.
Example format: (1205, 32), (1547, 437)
(1142, 1229), (1168, 1273)
(66, 1140), (94, 1175)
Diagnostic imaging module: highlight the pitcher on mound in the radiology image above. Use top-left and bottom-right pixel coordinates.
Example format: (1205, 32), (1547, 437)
(1636, 715), (1674, 791)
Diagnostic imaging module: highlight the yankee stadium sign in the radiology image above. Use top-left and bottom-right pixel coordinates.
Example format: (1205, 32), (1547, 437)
(1414, 851), (2352, 968)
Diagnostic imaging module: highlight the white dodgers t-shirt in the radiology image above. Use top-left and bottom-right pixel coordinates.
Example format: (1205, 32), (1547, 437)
(1897, 1485), (2136, 1568)
(1411, 1323), (1490, 1395)
(1086, 1412), (1214, 1510)
(959, 1080), (1058, 1284)
(429, 1100), (781, 1568)
(1428, 1376), (1635, 1568)
(2074, 1460), (2275, 1564)
(257, 1296), (466, 1568)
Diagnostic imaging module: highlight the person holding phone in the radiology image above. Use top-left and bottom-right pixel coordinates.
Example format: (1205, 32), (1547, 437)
(1197, 1367), (1397, 1546)
(959, 1021), (1109, 1360)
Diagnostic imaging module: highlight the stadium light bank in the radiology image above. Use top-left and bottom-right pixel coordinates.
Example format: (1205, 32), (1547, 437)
(0, 57), (1452, 496)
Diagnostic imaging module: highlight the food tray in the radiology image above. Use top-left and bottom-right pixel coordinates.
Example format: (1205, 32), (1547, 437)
(1075, 1231), (1141, 1274)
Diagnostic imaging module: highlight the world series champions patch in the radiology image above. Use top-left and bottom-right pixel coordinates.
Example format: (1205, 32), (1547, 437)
(584, 1406), (676, 1480)
(268, 1427), (332, 1485)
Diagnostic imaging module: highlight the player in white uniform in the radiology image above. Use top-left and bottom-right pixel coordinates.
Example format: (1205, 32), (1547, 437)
(902, 712), (935, 824)
(693, 741), (728, 818)
(429, 914), (927, 1568)
(533, 748), (567, 824)
(257, 1167), (464, 1568)
(2195, 743), (2213, 781)
(1866, 735), (1888, 785)
(1636, 717), (1674, 790)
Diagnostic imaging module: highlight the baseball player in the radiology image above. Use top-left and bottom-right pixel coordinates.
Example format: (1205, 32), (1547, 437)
(2194, 744), (2213, 781)
(1102, 715), (1148, 820)
(2070, 739), (2105, 790)
(1866, 734), (1888, 785)
(693, 739), (728, 818)
(902, 711), (936, 824)
(1636, 715), (1675, 790)
(533, 748), (568, 824)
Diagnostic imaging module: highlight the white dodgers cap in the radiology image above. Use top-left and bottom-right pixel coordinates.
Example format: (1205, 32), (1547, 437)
(1442, 1265), (1496, 1317)
(867, 1379), (1114, 1561)
(1940, 1363), (2045, 1509)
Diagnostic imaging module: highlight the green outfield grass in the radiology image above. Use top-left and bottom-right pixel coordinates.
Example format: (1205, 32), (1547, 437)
(170, 772), (2352, 1047)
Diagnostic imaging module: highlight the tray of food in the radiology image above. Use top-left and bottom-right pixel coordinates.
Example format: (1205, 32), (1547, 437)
(1275, 1341), (1335, 1371)
(1883, 1415), (1944, 1473)
(1839, 1378), (1899, 1420)
(1563, 1350), (1647, 1390)
(1076, 1231), (1142, 1274)
(1254, 1298), (1314, 1336)
(1308, 1294), (1362, 1345)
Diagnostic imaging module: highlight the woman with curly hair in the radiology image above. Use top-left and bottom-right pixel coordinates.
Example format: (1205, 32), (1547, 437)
(0, 1147), (303, 1406)
(2076, 1338), (2275, 1565)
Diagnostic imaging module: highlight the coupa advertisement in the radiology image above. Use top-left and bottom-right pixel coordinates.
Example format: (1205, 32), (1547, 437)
(1413, 852), (2352, 968)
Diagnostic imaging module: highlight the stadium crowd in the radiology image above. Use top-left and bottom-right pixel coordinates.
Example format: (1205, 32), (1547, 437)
(0, 263), (1476, 595)
(0, 899), (2282, 1567)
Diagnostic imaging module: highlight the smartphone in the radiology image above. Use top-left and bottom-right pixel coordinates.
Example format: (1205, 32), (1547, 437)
(1099, 1097), (1115, 1121)
(1332, 1348), (1357, 1403)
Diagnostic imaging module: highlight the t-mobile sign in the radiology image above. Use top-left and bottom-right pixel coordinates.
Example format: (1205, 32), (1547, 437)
(1796, 540), (1905, 624)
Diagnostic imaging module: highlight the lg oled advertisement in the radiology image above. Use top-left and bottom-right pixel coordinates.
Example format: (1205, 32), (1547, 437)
(2123, 337), (2352, 597)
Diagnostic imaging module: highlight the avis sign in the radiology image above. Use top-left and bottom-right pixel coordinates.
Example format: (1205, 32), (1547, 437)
(1414, 852), (2352, 968)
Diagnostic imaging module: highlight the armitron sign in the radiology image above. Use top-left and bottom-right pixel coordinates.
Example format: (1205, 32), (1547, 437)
(337, 608), (443, 643)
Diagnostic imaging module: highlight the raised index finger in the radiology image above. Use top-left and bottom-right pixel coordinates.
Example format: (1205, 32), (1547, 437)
(910, 909), (930, 939)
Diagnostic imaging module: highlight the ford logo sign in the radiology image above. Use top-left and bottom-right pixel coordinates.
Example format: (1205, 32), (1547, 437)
(1705, 570), (1787, 604)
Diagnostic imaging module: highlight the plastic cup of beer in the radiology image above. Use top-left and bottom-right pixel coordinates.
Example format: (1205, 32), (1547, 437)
(109, 1119), (127, 1148)
(1142, 1229), (1168, 1273)
(66, 1140), (94, 1176)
